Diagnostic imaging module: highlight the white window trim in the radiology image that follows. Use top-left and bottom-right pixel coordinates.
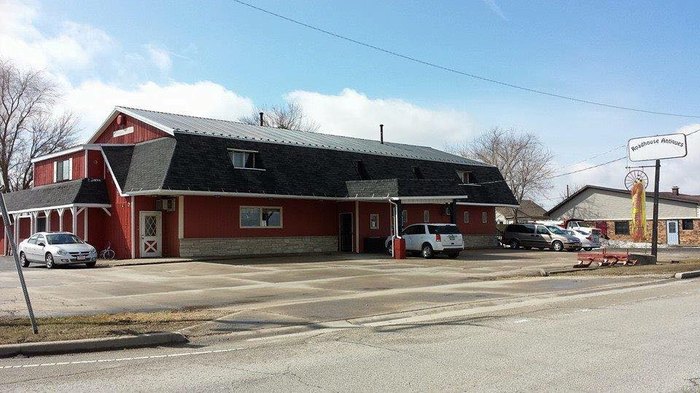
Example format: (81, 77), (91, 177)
(464, 211), (470, 224)
(481, 211), (488, 224)
(457, 170), (472, 185)
(229, 148), (265, 171)
(369, 213), (379, 230)
(239, 206), (283, 228)
(54, 157), (72, 182)
(423, 210), (430, 223)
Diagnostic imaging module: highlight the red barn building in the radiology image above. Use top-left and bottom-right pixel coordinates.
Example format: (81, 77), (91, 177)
(0, 107), (517, 259)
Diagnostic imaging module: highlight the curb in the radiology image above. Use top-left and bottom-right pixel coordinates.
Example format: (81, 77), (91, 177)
(0, 332), (188, 358)
(674, 270), (700, 279)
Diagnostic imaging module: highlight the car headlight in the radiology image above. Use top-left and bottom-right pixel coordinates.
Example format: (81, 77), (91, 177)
(89, 248), (97, 255)
(57, 249), (68, 256)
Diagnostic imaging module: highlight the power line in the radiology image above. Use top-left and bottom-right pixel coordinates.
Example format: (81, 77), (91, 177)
(232, 0), (700, 119)
(547, 156), (626, 179)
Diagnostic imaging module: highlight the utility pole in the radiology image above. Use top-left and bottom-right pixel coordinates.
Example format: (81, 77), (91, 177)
(0, 190), (38, 334)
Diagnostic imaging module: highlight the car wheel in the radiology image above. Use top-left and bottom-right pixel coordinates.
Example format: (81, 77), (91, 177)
(551, 241), (564, 252)
(85, 261), (97, 268)
(509, 239), (520, 250)
(583, 247), (592, 251)
(20, 252), (30, 267)
(45, 253), (55, 269)
(421, 244), (434, 259)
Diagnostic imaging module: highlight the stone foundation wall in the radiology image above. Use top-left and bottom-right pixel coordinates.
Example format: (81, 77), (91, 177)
(179, 236), (338, 258)
(463, 234), (498, 249)
(605, 219), (700, 246)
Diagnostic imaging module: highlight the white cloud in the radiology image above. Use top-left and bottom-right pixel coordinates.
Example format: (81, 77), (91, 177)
(288, 88), (475, 148)
(482, 0), (508, 21)
(0, 1), (113, 72)
(145, 44), (172, 73)
(64, 80), (255, 140)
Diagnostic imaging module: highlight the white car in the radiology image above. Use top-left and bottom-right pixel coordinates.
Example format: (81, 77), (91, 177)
(386, 223), (464, 258)
(564, 229), (601, 251)
(19, 232), (98, 269)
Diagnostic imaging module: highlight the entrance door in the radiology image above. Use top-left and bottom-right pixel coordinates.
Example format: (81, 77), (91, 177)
(339, 213), (353, 252)
(139, 211), (162, 257)
(667, 220), (679, 245)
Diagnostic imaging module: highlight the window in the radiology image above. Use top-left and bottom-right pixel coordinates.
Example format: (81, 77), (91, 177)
(240, 207), (282, 228)
(229, 149), (262, 169)
(401, 209), (407, 226)
(463, 211), (470, 224)
(481, 211), (488, 224)
(412, 166), (424, 179)
(55, 158), (71, 182)
(28, 235), (38, 245)
(423, 210), (430, 223)
(457, 171), (472, 184)
(428, 225), (460, 235)
(682, 219), (694, 230)
(403, 225), (425, 235)
(536, 226), (549, 235)
(614, 221), (630, 235)
(356, 160), (370, 180)
(369, 214), (379, 230)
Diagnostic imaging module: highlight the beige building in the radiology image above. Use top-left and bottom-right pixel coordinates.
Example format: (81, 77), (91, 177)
(547, 185), (700, 246)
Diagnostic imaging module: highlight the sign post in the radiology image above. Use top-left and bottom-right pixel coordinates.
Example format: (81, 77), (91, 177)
(628, 133), (688, 258)
(0, 188), (38, 334)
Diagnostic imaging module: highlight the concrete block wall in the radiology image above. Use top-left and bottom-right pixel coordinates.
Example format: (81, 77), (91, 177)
(463, 234), (498, 249)
(180, 236), (338, 258)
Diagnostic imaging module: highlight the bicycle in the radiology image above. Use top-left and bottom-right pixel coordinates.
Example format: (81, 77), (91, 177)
(99, 242), (116, 260)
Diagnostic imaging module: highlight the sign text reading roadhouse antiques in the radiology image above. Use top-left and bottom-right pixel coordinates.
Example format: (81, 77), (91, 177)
(627, 132), (687, 162)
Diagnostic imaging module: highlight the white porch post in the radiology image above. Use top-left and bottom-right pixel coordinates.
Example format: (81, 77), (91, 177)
(44, 210), (52, 232)
(71, 206), (77, 235)
(13, 214), (19, 244)
(57, 208), (65, 231)
(30, 211), (38, 234)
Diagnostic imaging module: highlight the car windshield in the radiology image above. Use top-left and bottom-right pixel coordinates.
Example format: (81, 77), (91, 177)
(46, 234), (83, 245)
(427, 225), (461, 235)
(547, 226), (566, 235)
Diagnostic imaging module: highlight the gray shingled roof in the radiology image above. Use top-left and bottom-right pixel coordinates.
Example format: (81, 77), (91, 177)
(3, 179), (110, 212)
(117, 106), (485, 166)
(102, 138), (176, 193)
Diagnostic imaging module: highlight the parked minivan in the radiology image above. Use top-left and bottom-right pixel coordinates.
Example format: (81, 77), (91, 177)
(385, 223), (464, 258)
(502, 223), (581, 251)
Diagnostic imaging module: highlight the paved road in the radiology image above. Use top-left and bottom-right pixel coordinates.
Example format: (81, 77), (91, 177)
(1, 279), (698, 392)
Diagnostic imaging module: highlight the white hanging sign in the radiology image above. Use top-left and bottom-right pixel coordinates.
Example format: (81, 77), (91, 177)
(628, 133), (687, 162)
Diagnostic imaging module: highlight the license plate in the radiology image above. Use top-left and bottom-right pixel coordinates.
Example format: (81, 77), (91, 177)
(77, 256), (85, 261)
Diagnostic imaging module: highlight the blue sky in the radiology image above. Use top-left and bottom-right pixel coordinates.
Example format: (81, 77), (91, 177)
(2, 0), (699, 206)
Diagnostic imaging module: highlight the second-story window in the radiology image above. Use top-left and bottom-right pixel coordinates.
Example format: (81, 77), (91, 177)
(55, 159), (71, 182)
(229, 149), (263, 170)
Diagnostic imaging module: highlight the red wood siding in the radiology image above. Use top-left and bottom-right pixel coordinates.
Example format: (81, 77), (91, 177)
(356, 202), (393, 253)
(95, 114), (169, 144)
(87, 150), (104, 178)
(457, 206), (496, 235)
(33, 151), (87, 186)
(102, 170), (132, 259)
(183, 196), (337, 238)
(34, 160), (53, 186)
(127, 197), (179, 258)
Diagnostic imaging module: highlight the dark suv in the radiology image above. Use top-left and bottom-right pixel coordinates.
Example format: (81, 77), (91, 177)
(502, 223), (581, 251)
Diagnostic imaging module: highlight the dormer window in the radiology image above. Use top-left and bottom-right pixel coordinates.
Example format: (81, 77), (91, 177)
(356, 160), (370, 180)
(229, 149), (263, 170)
(54, 158), (72, 182)
(457, 170), (472, 184)
(413, 166), (424, 179)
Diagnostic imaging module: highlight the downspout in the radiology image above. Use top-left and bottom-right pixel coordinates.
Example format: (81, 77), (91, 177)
(389, 198), (401, 257)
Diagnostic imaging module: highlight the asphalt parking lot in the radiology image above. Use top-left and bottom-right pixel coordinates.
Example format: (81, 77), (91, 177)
(2, 247), (689, 333)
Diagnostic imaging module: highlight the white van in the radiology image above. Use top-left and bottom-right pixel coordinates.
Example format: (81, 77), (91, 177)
(386, 223), (464, 258)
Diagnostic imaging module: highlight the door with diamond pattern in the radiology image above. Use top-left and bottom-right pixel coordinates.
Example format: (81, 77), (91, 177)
(139, 211), (162, 257)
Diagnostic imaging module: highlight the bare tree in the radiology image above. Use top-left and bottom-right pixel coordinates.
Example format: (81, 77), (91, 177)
(0, 59), (78, 190)
(240, 100), (319, 132)
(459, 127), (555, 221)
